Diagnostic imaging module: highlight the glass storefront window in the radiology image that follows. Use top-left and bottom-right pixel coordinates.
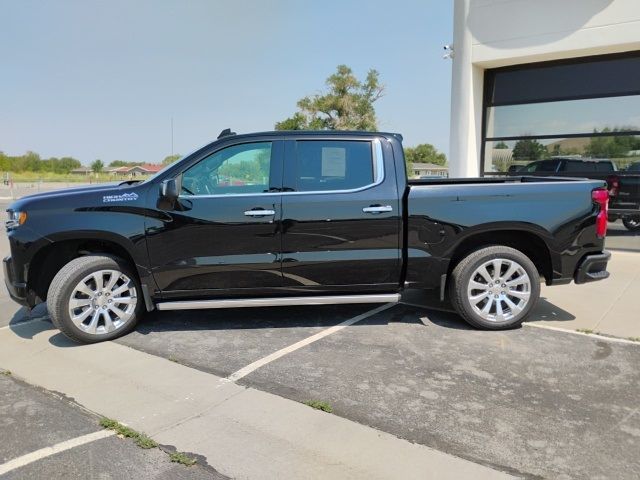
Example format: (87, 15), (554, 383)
(484, 135), (640, 174)
(486, 95), (640, 140)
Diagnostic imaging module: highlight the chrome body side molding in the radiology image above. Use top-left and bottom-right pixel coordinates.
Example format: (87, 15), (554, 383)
(156, 293), (400, 311)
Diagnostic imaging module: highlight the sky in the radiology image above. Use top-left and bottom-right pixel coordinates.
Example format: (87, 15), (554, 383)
(0, 0), (453, 165)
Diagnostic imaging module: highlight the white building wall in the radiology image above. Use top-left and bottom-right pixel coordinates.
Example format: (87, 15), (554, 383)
(449, 0), (640, 177)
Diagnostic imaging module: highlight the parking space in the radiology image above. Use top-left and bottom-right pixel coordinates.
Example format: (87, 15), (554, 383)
(116, 304), (375, 377)
(0, 374), (225, 479)
(113, 302), (640, 480)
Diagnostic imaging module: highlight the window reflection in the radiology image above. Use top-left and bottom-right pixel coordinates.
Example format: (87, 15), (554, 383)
(484, 135), (640, 173)
(486, 96), (640, 139)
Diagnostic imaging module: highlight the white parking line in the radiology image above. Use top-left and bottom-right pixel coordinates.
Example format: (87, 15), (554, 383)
(0, 430), (115, 475)
(524, 322), (640, 345)
(228, 303), (396, 382)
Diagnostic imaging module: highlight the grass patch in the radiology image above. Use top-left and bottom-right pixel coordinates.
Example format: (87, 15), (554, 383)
(169, 451), (197, 466)
(628, 337), (640, 342)
(168, 355), (180, 363)
(99, 417), (158, 449)
(303, 400), (333, 413)
(0, 369), (11, 376)
(576, 328), (595, 334)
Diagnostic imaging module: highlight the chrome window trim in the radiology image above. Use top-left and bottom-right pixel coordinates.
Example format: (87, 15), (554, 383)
(179, 138), (385, 199)
(282, 138), (384, 196)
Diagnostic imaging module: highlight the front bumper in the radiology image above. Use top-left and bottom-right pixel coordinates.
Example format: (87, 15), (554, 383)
(3, 256), (29, 307)
(574, 251), (611, 284)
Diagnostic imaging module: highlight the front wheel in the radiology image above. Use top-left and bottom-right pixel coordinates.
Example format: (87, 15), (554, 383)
(449, 246), (540, 330)
(622, 217), (640, 232)
(47, 255), (143, 343)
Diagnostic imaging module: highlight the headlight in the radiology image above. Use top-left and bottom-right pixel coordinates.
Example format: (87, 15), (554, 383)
(6, 210), (27, 229)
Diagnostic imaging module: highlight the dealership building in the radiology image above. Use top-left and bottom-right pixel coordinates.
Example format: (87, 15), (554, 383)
(448, 0), (640, 177)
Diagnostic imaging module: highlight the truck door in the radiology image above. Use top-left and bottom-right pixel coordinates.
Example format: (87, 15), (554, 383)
(280, 137), (401, 292)
(146, 139), (284, 295)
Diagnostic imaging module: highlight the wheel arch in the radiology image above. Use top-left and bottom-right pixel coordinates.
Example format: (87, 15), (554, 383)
(27, 234), (144, 303)
(447, 228), (554, 286)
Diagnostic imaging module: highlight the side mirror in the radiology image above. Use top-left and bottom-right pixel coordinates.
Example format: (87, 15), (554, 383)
(160, 178), (179, 203)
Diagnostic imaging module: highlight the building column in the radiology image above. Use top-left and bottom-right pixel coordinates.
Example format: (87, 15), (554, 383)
(449, 0), (484, 178)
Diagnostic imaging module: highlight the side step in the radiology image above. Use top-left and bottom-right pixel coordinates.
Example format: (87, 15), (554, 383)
(156, 294), (401, 311)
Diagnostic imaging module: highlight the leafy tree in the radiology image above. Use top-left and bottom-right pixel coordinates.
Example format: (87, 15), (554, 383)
(275, 65), (384, 131)
(162, 154), (181, 165)
(494, 141), (509, 149)
(585, 128), (640, 158)
(91, 159), (104, 173)
(512, 139), (547, 161)
(404, 144), (447, 168)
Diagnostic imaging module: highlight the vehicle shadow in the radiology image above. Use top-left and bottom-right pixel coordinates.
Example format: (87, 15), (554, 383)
(8, 293), (578, 348)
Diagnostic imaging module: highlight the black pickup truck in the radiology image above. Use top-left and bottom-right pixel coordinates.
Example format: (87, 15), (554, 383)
(4, 131), (611, 343)
(508, 158), (640, 230)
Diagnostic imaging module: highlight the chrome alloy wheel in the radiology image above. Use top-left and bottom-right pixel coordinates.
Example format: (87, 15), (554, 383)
(467, 258), (531, 323)
(68, 269), (137, 335)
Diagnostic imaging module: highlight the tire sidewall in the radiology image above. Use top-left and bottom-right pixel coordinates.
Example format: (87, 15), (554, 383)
(453, 247), (540, 330)
(48, 256), (143, 343)
(622, 217), (640, 232)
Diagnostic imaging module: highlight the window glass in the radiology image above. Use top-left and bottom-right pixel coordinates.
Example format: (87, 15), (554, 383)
(294, 140), (374, 192)
(484, 137), (640, 174)
(181, 142), (272, 196)
(562, 160), (595, 173)
(486, 95), (640, 139)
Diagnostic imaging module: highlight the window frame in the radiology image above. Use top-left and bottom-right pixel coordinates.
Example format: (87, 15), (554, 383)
(481, 51), (640, 176)
(177, 139), (283, 198)
(282, 138), (384, 195)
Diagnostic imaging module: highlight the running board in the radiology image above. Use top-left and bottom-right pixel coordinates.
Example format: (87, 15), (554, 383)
(156, 294), (401, 311)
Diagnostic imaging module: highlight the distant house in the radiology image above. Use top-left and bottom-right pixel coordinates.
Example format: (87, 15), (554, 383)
(106, 164), (163, 177)
(70, 167), (92, 175)
(411, 162), (449, 178)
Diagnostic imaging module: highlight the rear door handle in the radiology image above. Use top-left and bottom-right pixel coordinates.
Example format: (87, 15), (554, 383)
(362, 205), (393, 214)
(244, 209), (276, 217)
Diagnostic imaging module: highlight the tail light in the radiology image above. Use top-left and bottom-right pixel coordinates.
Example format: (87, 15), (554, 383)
(607, 175), (619, 197)
(592, 188), (609, 239)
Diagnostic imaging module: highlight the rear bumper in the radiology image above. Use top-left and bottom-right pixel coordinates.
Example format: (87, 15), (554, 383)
(574, 251), (611, 284)
(3, 256), (29, 307)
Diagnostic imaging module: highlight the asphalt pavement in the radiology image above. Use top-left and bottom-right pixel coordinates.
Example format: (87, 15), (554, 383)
(0, 373), (225, 479)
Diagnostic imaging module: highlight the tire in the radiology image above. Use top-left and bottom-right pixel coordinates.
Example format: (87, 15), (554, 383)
(622, 217), (640, 232)
(449, 245), (540, 330)
(47, 255), (143, 343)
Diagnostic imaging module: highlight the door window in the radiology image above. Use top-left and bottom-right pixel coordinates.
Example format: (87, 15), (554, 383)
(181, 142), (273, 196)
(293, 140), (378, 192)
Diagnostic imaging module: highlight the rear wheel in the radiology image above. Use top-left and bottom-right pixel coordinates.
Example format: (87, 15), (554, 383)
(47, 255), (142, 343)
(449, 246), (540, 330)
(622, 217), (640, 232)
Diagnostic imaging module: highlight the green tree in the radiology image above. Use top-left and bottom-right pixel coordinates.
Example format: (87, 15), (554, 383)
(56, 157), (81, 173)
(512, 139), (547, 161)
(162, 154), (181, 165)
(275, 65), (385, 131)
(91, 159), (104, 173)
(494, 141), (509, 149)
(585, 128), (640, 158)
(404, 144), (447, 170)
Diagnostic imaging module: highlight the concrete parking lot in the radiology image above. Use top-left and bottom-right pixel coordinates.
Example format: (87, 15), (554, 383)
(1, 192), (639, 479)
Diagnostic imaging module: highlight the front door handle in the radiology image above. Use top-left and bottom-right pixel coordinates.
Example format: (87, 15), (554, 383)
(362, 205), (393, 214)
(244, 209), (276, 217)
